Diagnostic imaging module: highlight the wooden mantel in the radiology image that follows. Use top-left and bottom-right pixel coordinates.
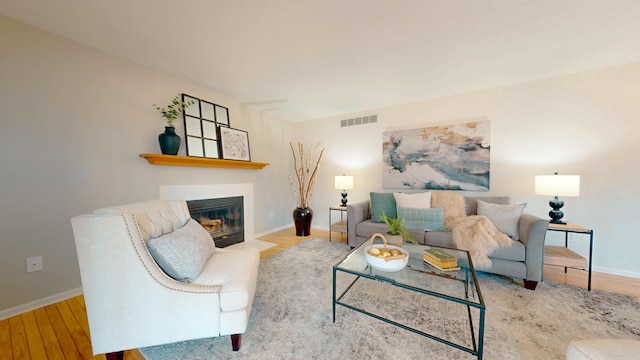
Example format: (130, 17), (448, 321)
(139, 154), (269, 169)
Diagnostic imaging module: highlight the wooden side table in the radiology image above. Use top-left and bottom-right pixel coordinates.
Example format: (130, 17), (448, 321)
(329, 206), (348, 242)
(544, 222), (594, 291)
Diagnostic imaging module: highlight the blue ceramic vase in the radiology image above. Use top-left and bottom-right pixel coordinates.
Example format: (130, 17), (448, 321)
(159, 126), (181, 155)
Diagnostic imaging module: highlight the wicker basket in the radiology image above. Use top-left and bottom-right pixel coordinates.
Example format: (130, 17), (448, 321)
(364, 233), (409, 272)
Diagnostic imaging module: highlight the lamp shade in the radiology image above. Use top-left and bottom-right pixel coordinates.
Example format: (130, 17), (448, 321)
(535, 174), (580, 197)
(334, 175), (354, 190)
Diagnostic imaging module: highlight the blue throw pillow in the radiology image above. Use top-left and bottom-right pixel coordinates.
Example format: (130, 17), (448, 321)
(370, 192), (397, 223)
(398, 207), (447, 231)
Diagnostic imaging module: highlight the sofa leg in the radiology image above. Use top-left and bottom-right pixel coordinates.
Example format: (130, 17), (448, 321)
(106, 351), (124, 360)
(523, 280), (538, 290)
(231, 334), (241, 351)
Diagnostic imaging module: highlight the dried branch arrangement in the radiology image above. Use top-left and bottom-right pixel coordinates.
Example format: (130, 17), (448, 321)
(289, 142), (324, 208)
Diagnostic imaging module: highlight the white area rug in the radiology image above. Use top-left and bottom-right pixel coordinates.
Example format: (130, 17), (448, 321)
(140, 238), (640, 360)
(226, 238), (276, 252)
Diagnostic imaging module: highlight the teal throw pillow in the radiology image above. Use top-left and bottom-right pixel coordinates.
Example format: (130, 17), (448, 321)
(398, 207), (447, 231)
(370, 192), (397, 223)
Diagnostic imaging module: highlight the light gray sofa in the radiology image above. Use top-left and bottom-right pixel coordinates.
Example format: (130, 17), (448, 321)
(347, 195), (549, 290)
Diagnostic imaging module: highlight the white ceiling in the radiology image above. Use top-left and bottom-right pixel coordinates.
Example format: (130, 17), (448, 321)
(2, 0), (640, 122)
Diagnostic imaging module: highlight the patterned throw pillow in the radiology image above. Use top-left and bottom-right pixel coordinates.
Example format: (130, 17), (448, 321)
(477, 200), (526, 239)
(147, 218), (215, 282)
(370, 192), (397, 222)
(397, 207), (446, 231)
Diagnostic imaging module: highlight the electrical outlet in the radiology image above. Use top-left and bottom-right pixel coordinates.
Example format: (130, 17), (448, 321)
(26, 256), (43, 273)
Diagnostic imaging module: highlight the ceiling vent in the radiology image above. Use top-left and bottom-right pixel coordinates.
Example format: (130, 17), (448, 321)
(340, 114), (377, 127)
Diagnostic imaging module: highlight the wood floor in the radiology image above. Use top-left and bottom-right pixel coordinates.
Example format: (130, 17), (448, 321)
(1, 227), (638, 359)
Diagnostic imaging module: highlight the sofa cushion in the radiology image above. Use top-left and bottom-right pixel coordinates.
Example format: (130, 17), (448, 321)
(464, 196), (510, 216)
(370, 192), (397, 222)
(355, 219), (391, 238)
(398, 207), (446, 231)
(490, 239), (525, 261)
(147, 218), (215, 283)
(393, 191), (431, 209)
(424, 231), (454, 248)
(477, 200), (526, 239)
(194, 247), (260, 312)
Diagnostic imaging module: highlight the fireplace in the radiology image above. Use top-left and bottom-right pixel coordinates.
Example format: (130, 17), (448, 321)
(187, 196), (244, 248)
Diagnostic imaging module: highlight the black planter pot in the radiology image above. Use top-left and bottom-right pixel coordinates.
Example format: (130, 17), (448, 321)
(293, 207), (313, 236)
(159, 126), (181, 155)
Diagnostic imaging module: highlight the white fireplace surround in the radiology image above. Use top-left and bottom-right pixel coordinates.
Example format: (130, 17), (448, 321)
(159, 184), (254, 242)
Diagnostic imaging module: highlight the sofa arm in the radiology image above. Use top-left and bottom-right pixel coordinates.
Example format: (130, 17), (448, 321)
(347, 201), (370, 247)
(518, 213), (549, 282)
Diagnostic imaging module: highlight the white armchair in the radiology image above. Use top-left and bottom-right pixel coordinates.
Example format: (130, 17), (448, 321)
(71, 200), (259, 359)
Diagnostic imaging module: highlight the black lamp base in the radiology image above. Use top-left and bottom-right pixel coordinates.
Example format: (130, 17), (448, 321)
(340, 190), (348, 207)
(548, 197), (566, 224)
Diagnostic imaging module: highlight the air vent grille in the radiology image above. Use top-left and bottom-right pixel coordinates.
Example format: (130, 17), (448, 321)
(340, 114), (377, 127)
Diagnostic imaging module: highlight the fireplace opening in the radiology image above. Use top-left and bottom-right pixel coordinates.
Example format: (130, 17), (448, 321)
(187, 196), (244, 248)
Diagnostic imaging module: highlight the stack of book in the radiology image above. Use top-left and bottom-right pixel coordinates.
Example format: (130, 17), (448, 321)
(423, 248), (460, 271)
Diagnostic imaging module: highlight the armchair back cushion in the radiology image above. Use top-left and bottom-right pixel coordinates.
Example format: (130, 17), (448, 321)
(92, 200), (190, 241)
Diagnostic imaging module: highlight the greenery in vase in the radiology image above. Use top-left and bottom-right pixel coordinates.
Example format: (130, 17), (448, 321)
(379, 214), (417, 244)
(289, 142), (324, 208)
(153, 94), (195, 127)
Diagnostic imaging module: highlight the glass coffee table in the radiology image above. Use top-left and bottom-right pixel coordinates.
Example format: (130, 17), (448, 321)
(333, 239), (486, 359)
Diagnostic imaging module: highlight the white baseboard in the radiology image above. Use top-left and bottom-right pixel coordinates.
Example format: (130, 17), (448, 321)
(254, 224), (334, 239)
(592, 265), (640, 279)
(0, 287), (83, 321)
(254, 223), (294, 239)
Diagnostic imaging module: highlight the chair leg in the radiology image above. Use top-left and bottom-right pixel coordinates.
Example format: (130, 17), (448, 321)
(106, 351), (124, 360)
(523, 280), (538, 290)
(231, 334), (241, 351)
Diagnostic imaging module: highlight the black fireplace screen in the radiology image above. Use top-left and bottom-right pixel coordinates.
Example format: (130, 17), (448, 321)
(187, 196), (244, 248)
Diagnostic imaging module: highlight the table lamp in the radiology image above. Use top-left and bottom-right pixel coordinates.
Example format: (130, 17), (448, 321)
(334, 175), (354, 207)
(535, 172), (580, 224)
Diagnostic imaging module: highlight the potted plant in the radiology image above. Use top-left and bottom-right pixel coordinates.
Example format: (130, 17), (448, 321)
(380, 214), (417, 246)
(153, 94), (194, 155)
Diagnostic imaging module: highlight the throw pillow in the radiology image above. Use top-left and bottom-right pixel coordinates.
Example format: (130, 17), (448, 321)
(147, 218), (215, 283)
(398, 207), (447, 231)
(370, 192), (397, 222)
(393, 192), (431, 210)
(477, 200), (526, 239)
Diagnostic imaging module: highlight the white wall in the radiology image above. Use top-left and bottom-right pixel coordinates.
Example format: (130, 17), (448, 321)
(3, 12), (640, 314)
(0, 15), (295, 312)
(299, 62), (640, 278)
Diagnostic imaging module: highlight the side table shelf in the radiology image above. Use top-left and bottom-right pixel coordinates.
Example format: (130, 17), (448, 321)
(329, 206), (348, 242)
(544, 222), (594, 291)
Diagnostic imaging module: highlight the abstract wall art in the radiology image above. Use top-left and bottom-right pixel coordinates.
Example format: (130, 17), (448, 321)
(382, 120), (490, 191)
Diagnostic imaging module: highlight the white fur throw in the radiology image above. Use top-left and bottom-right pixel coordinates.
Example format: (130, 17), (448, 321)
(431, 190), (512, 269)
(431, 190), (467, 229)
(451, 216), (512, 269)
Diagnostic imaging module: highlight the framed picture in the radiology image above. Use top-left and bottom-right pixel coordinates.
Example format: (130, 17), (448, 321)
(218, 127), (251, 161)
(182, 93), (231, 158)
(382, 119), (491, 191)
